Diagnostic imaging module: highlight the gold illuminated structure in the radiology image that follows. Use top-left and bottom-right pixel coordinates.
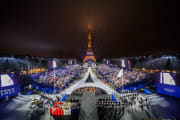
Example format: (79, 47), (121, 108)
(83, 25), (96, 63)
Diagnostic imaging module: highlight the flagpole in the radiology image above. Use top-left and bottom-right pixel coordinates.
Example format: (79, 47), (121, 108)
(122, 72), (123, 93)
(53, 59), (56, 99)
(54, 68), (55, 96)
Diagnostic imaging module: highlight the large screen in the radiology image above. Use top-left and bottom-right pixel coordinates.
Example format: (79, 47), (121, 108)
(0, 74), (20, 98)
(160, 72), (176, 85)
(157, 72), (180, 98)
(1, 74), (14, 87)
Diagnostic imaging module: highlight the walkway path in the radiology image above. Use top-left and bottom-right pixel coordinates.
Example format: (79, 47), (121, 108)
(61, 67), (119, 95)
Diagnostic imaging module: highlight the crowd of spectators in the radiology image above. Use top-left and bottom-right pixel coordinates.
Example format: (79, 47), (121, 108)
(96, 64), (149, 90)
(34, 64), (82, 89)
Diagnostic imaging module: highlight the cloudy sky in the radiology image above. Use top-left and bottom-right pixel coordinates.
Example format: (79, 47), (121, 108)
(0, 0), (178, 59)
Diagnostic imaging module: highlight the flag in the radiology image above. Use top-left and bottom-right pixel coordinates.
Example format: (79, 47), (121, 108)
(117, 69), (123, 78)
(62, 94), (67, 101)
(53, 69), (56, 81)
(112, 94), (118, 103)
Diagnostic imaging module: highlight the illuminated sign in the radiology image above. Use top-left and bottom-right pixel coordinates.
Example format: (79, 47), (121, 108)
(1, 74), (14, 87)
(157, 83), (180, 98)
(0, 74), (21, 98)
(157, 72), (179, 98)
(164, 88), (175, 93)
(160, 72), (176, 85)
(0, 85), (20, 98)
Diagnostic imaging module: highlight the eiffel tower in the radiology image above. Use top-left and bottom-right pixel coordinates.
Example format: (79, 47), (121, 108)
(83, 25), (96, 63)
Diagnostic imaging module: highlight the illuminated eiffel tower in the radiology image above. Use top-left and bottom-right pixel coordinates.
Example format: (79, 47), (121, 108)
(83, 25), (96, 63)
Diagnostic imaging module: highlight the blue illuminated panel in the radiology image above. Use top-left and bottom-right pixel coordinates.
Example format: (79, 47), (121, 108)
(156, 83), (180, 98)
(157, 72), (180, 98)
(1, 74), (14, 87)
(0, 74), (20, 98)
(0, 84), (20, 98)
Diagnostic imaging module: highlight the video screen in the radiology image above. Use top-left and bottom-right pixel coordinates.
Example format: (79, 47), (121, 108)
(0, 74), (14, 87)
(160, 72), (176, 85)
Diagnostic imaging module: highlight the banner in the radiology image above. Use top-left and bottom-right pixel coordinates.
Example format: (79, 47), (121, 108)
(156, 83), (180, 98)
(117, 69), (123, 78)
(0, 84), (20, 98)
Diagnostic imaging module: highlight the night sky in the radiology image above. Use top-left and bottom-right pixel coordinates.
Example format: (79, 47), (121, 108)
(0, 0), (178, 59)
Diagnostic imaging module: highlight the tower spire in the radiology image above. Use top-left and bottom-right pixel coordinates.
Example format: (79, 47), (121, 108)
(83, 24), (96, 63)
(88, 25), (92, 48)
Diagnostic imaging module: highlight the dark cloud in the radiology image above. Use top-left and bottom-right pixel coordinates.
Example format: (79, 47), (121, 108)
(0, 0), (179, 59)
